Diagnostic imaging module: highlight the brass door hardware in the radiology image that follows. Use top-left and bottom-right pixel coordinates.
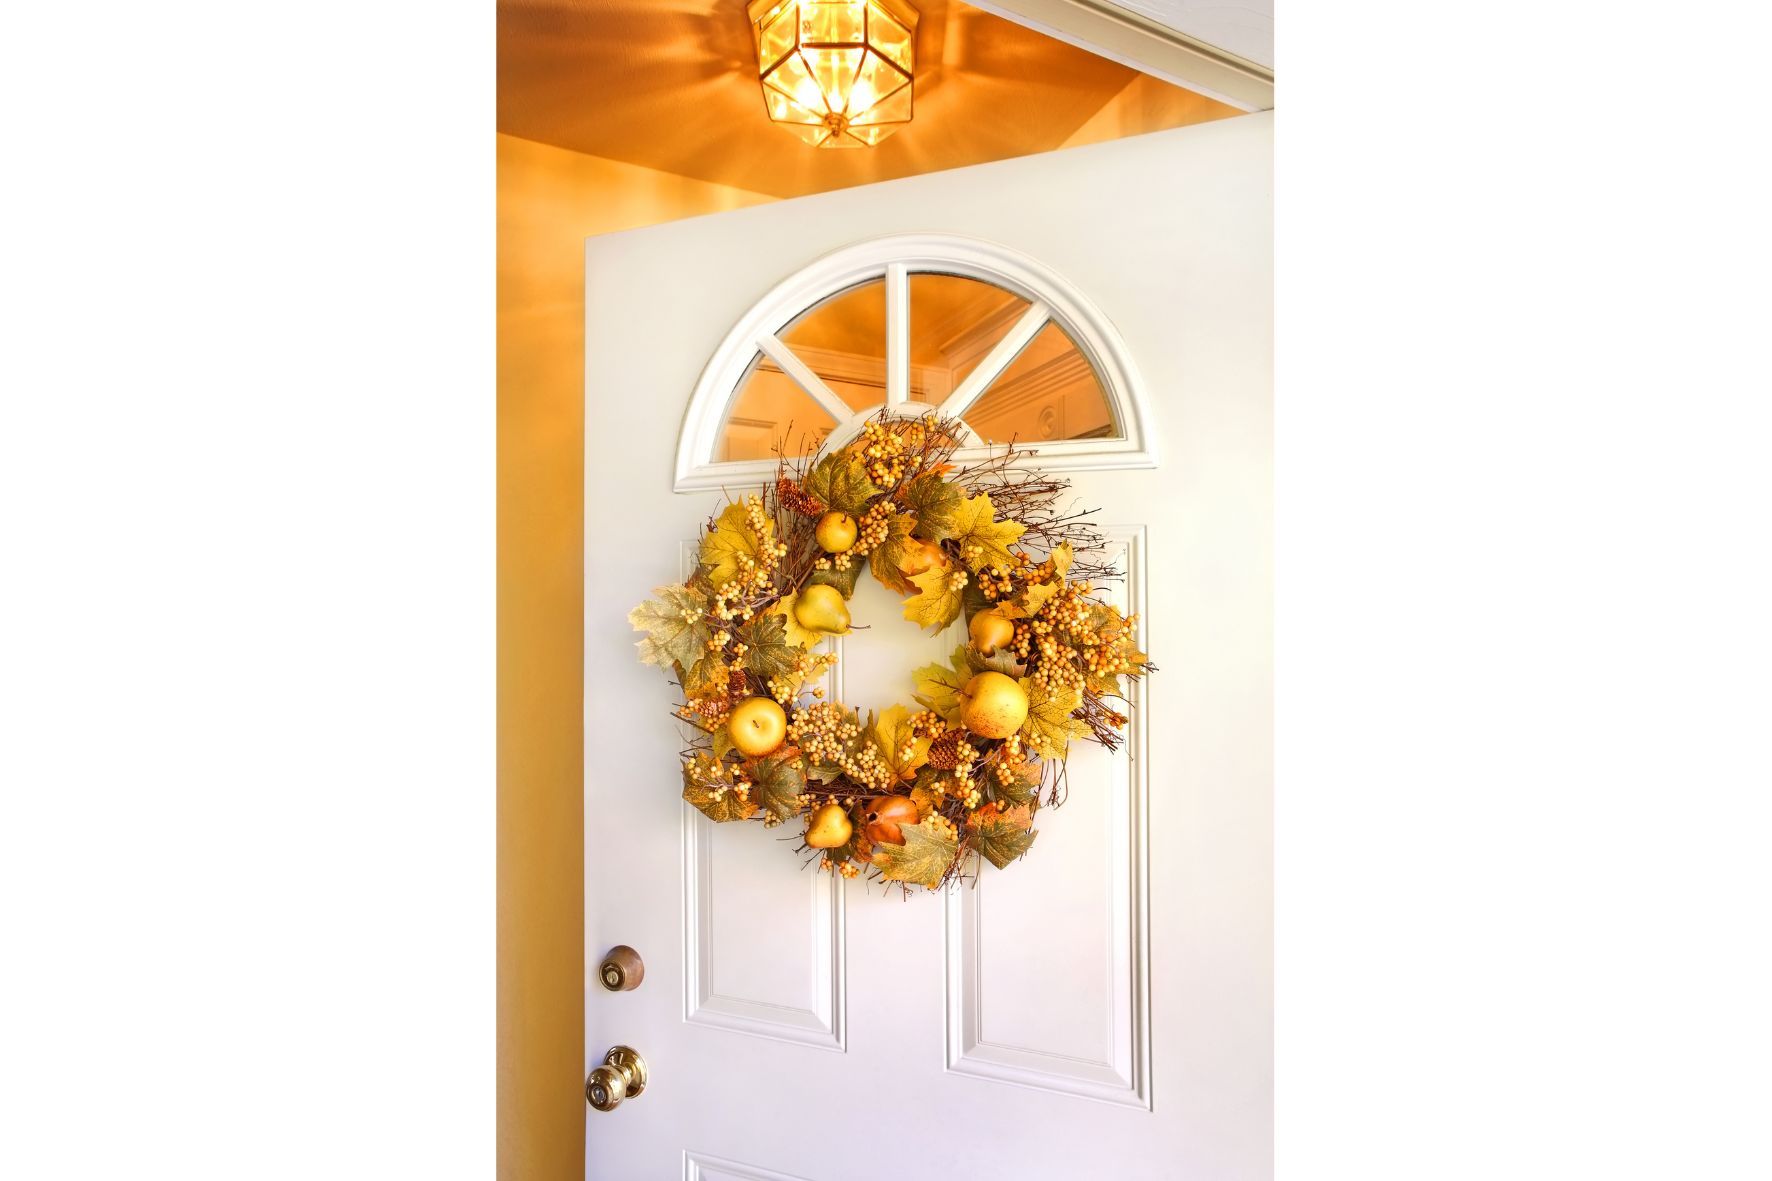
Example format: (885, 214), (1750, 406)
(598, 945), (645, 992)
(585, 1045), (648, 1112)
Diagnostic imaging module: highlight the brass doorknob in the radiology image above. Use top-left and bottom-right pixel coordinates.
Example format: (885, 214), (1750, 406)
(585, 1045), (648, 1112)
(598, 945), (644, 992)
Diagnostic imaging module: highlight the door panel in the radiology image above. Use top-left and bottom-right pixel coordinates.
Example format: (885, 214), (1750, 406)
(586, 113), (1271, 1179)
(946, 526), (1146, 1105)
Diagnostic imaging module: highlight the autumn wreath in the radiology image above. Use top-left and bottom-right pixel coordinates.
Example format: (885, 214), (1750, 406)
(629, 412), (1150, 891)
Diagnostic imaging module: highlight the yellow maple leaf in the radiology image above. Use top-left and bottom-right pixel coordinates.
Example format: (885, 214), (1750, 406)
(902, 567), (964, 631)
(1017, 678), (1092, 760)
(873, 818), (957, 889)
(700, 502), (768, 588)
(629, 583), (710, 668)
(947, 493), (1025, 573)
(871, 704), (933, 781)
(911, 646), (971, 723)
(1050, 541), (1074, 578)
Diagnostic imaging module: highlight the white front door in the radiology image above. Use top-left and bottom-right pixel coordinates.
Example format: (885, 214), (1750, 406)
(585, 114), (1271, 1180)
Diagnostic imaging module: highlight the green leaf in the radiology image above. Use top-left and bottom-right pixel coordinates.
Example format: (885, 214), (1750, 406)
(682, 653), (729, 696)
(1018, 679), (1092, 760)
(903, 567), (965, 631)
(629, 584), (711, 669)
(681, 753), (756, 823)
(866, 510), (921, 594)
(808, 557), (863, 598)
(948, 493), (1025, 573)
(991, 764), (1038, 807)
(902, 474), (965, 541)
(700, 502), (767, 588)
(739, 612), (805, 681)
(912, 646), (971, 723)
(873, 818), (958, 889)
(747, 751), (806, 822)
(972, 820), (1039, 870)
(803, 452), (881, 516)
(870, 704), (932, 781)
(960, 578), (992, 621)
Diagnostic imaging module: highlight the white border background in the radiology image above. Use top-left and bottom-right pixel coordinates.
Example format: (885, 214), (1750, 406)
(0, 1), (493, 1175)
(3, 1), (1770, 1177)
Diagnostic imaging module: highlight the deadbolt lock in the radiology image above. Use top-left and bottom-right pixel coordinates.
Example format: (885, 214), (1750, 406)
(585, 1045), (648, 1113)
(598, 945), (645, 992)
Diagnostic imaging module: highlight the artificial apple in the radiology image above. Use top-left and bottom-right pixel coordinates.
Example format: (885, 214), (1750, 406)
(859, 795), (921, 846)
(803, 802), (853, 849)
(958, 671), (1029, 739)
(968, 609), (1016, 657)
(793, 583), (851, 634)
(814, 511), (858, 554)
(728, 696), (787, 757)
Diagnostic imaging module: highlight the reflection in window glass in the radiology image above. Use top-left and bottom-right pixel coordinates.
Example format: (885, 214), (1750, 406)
(714, 269), (1122, 464)
(780, 280), (885, 411)
(721, 352), (837, 462)
(965, 321), (1117, 444)
(906, 274), (1030, 403)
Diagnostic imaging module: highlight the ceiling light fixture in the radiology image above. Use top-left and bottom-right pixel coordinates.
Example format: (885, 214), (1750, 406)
(747, 0), (918, 149)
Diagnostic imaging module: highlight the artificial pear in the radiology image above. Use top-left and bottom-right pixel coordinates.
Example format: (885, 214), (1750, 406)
(793, 583), (851, 634)
(803, 802), (853, 849)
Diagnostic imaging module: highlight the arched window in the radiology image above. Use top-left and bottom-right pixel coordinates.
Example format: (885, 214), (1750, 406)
(674, 234), (1155, 491)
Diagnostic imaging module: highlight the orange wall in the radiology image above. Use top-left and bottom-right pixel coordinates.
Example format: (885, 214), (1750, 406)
(497, 133), (773, 1180)
(1061, 72), (1237, 149)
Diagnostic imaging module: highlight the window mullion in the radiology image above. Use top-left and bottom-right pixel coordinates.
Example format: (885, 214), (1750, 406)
(885, 263), (909, 405)
(756, 333), (853, 424)
(936, 301), (1050, 421)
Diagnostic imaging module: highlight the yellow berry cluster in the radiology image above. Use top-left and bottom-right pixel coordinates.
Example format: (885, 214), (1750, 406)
(909, 710), (948, 738)
(766, 650), (836, 703)
(976, 563), (1019, 601)
(679, 695), (731, 726)
(923, 813), (958, 843)
(995, 732), (1024, 768)
(709, 496), (789, 624)
(787, 702), (892, 792)
(849, 502), (894, 557)
(854, 416), (930, 486)
(688, 755), (750, 805)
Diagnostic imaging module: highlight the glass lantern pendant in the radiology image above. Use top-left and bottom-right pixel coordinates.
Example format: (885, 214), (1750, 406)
(748, 0), (918, 148)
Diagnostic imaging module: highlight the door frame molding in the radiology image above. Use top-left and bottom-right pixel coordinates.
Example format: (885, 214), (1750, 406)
(966, 0), (1274, 111)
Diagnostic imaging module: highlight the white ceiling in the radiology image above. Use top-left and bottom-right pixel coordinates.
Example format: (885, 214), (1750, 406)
(1110, 0), (1273, 69)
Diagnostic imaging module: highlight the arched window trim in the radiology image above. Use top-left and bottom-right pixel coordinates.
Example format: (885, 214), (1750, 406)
(674, 233), (1156, 492)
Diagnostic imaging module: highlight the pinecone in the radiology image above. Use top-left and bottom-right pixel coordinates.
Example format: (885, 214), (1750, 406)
(776, 476), (825, 518)
(727, 668), (752, 702)
(927, 730), (964, 770)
